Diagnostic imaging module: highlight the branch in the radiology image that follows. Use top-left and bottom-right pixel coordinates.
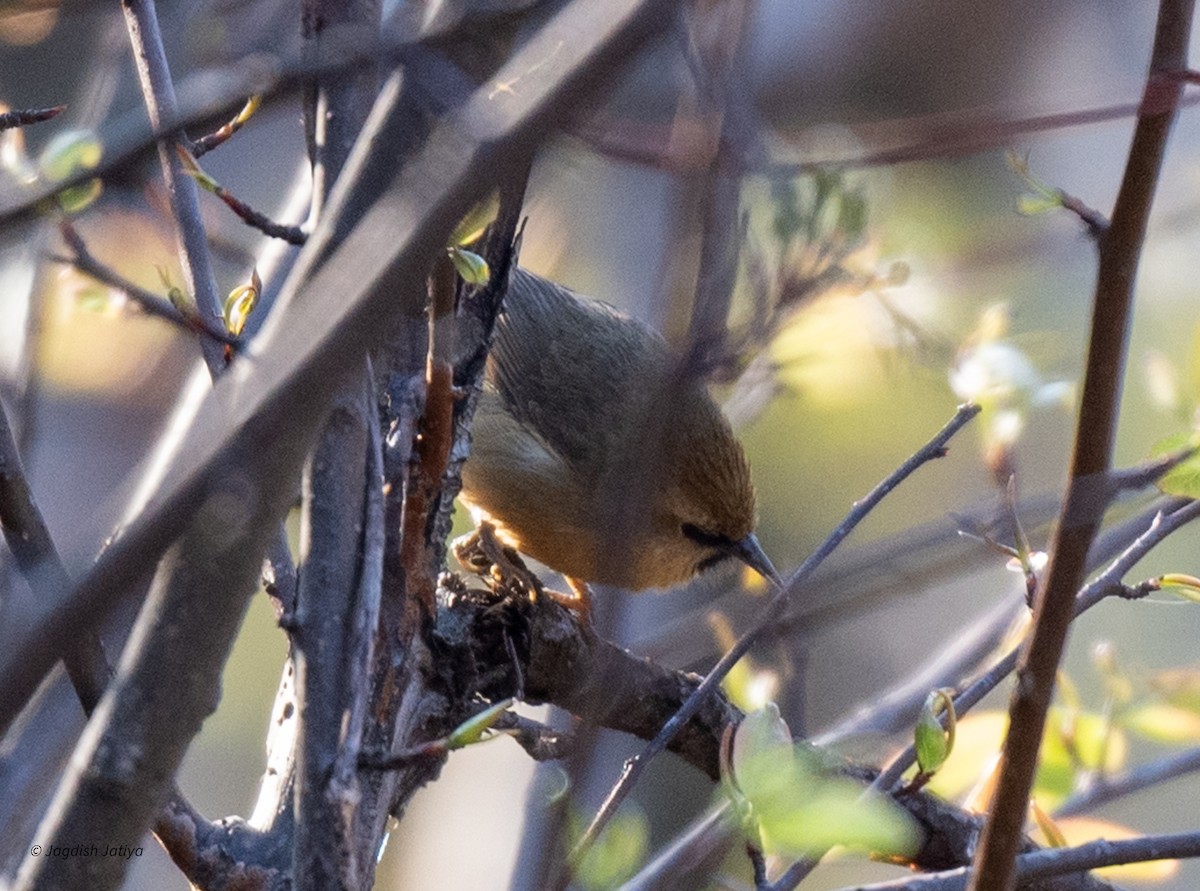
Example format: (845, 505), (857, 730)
(0, 105), (65, 131)
(121, 0), (227, 374)
(0, 0), (679, 741)
(1054, 745), (1200, 818)
(874, 497), (1200, 794)
(290, 2), (381, 886)
(572, 403), (981, 869)
(968, 3), (1195, 885)
(52, 220), (238, 347)
(847, 830), (1200, 890)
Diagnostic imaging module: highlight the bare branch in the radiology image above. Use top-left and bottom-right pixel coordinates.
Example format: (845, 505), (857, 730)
(968, 3), (1196, 885)
(121, 0), (227, 373)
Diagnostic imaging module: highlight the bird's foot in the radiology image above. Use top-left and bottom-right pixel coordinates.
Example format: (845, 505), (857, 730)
(453, 523), (545, 603)
(452, 525), (592, 622)
(543, 578), (592, 622)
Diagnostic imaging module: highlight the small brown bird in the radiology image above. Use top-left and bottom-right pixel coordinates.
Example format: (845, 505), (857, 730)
(459, 268), (779, 604)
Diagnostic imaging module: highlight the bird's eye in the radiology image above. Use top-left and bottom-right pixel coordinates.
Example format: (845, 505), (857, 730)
(681, 523), (728, 549)
(695, 551), (732, 573)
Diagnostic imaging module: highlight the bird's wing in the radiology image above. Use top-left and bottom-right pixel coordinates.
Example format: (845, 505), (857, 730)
(489, 268), (669, 473)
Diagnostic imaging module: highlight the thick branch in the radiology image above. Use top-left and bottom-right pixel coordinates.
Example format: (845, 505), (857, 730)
(968, 4), (1194, 887)
(0, 0), (678, 742)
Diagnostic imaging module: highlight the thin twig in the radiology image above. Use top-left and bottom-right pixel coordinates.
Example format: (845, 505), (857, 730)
(189, 95), (259, 157)
(0, 105), (65, 131)
(967, 3), (1194, 886)
(1054, 744), (1200, 818)
(570, 403), (981, 870)
(121, 0), (227, 373)
(215, 185), (308, 244)
(872, 497), (1200, 795)
(845, 829), (1200, 890)
(52, 220), (239, 346)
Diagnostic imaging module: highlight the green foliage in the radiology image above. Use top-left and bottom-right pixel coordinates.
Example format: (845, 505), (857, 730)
(445, 698), (513, 750)
(769, 170), (867, 251)
(223, 269), (261, 337)
(1150, 433), (1200, 498)
(37, 128), (102, 213)
(1007, 151), (1063, 216)
(448, 246), (490, 285)
(723, 705), (918, 859)
(573, 806), (648, 891)
(914, 689), (956, 777)
(449, 191), (500, 247)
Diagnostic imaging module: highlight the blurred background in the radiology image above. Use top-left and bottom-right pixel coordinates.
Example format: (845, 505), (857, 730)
(2, 0), (1200, 888)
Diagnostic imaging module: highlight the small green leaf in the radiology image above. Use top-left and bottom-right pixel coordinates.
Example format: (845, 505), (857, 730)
(175, 145), (220, 193)
(1150, 432), (1200, 497)
(37, 129), (104, 214)
(728, 706), (918, 860)
(223, 268), (260, 336)
(1017, 192), (1063, 215)
(38, 129), (102, 182)
(574, 807), (648, 891)
(1030, 801), (1068, 849)
(449, 191), (501, 247)
(76, 285), (111, 313)
(755, 774), (919, 859)
(1157, 573), (1200, 603)
(446, 697), (513, 749)
(1122, 702), (1200, 744)
(448, 247), (490, 285)
(915, 689), (956, 776)
(56, 179), (103, 214)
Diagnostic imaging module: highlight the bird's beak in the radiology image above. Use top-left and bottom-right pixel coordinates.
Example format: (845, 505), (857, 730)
(731, 533), (784, 590)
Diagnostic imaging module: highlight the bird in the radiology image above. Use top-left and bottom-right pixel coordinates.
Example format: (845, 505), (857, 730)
(458, 267), (780, 609)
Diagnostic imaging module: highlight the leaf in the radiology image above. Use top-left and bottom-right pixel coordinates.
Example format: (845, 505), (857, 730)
(1017, 192), (1062, 215)
(448, 247), (490, 285)
(574, 807), (648, 891)
(1037, 707), (1127, 808)
(1121, 702), (1200, 744)
(75, 284), (112, 313)
(755, 773), (918, 859)
(175, 145), (220, 194)
(449, 191), (501, 247)
(925, 711), (1008, 802)
(914, 689), (956, 776)
(1157, 573), (1200, 603)
(223, 268), (261, 336)
(56, 179), (103, 214)
(37, 129), (102, 181)
(1149, 667), (1200, 713)
(446, 697), (513, 749)
(729, 706), (917, 859)
(1149, 432), (1200, 497)
(1029, 801), (1068, 849)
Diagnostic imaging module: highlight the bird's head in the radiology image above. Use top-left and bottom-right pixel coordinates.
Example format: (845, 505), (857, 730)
(628, 388), (780, 590)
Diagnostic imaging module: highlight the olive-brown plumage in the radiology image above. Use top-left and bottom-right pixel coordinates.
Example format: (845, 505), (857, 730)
(460, 268), (777, 593)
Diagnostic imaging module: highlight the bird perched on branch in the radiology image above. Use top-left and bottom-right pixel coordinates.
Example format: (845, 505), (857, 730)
(459, 268), (779, 609)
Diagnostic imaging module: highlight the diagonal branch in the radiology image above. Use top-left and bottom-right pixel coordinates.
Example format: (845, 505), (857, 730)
(571, 402), (981, 871)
